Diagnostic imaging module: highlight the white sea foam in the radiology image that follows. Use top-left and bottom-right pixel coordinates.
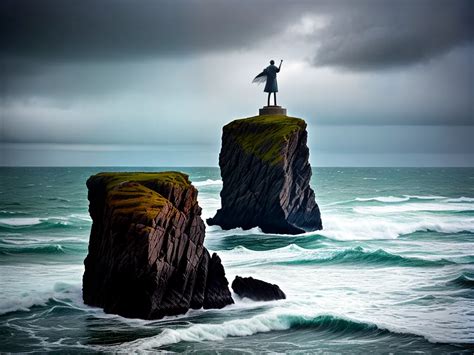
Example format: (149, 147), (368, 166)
(445, 197), (474, 203)
(316, 215), (474, 240)
(356, 196), (409, 203)
(0, 210), (27, 215)
(353, 202), (473, 214)
(104, 312), (302, 351)
(0, 292), (51, 314)
(206, 225), (263, 237)
(403, 195), (446, 200)
(193, 179), (223, 187)
(101, 310), (442, 352)
(0, 217), (42, 226)
(216, 244), (345, 269)
(223, 243), (308, 256)
(206, 209), (474, 242)
(0, 283), (82, 315)
(355, 195), (451, 204)
(216, 244), (315, 267)
(68, 213), (92, 222)
(327, 195), (455, 207)
(0, 215), (91, 227)
(1, 236), (88, 245)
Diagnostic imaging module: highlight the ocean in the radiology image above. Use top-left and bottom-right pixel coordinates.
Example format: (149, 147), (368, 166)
(1, 167), (473, 353)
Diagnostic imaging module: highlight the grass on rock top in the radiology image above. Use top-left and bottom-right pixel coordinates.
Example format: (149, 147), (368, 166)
(225, 115), (306, 165)
(90, 171), (189, 223)
(107, 182), (171, 224)
(94, 171), (191, 192)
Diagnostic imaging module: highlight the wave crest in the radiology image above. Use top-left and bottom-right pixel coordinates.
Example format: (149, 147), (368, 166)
(317, 215), (474, 240)
(354, 203), (474, 214)
(221, 245), (462, 268)
(277, 247), (455, 267)
(356, 196), (409, 203)
(447, 272), (474, 288)
(0, 242), (86, 256)
(0, 282), (82, 315)
(111, 313), (430, 352)
(193, 179), (222, 187)
(0, 215), (90, 231)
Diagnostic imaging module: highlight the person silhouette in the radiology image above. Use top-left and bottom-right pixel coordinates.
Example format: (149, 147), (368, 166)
(253, 59), (283, 106)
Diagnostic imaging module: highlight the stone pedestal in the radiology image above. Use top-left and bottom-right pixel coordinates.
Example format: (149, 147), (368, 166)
(259, 106), (287, 116)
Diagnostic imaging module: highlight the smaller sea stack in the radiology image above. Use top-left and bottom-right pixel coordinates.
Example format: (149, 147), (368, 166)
(232, 276), (286, 301)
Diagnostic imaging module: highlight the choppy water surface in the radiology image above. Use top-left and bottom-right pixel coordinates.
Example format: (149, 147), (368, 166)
(1, 167), (473, 353)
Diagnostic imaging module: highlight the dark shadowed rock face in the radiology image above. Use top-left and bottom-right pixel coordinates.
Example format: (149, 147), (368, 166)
(232, 276), (286, 301)
(83, 172), (233, 319)
(207, 115), (322, 234)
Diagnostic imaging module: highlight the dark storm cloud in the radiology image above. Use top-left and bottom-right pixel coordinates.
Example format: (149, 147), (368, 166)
(0, 0), (303, 88)
(1, 0), (473, 163)
(312, 0), (474, 70)
(1, 0), (472, 73)
(0, 0), (291, 63)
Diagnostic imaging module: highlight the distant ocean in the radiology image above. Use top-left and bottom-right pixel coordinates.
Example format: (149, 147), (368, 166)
(1, 167), (473, 353)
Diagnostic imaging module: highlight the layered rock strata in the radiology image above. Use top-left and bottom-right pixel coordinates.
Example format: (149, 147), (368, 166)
(207, 115), (322, 234)
(83, 172), (233, 319)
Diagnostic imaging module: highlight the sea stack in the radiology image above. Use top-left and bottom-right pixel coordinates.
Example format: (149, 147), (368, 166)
(232, 276), (286, 301)
(207, 115), (322, 234)
(83, 172), (233, 319)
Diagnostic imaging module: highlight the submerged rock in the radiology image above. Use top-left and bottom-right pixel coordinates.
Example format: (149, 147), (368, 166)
(83, 172), (233, 319)
(232, 276), (286, 301)
(207, 115), (322, 234)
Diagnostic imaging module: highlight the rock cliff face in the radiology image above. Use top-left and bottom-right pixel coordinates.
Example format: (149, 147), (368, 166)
(207, 115), (322, 234)
(83, 172), (233, 319)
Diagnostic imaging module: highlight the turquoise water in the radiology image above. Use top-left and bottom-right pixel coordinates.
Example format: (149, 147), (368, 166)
(0, 167), (473, 353)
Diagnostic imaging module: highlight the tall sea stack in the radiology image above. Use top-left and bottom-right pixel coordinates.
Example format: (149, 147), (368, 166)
(207, 115), (322, 234)
(83, 172), (233, 319)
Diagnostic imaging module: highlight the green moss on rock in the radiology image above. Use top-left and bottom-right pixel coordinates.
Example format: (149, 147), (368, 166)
(94, 171), (191, 192)
(225, 115), (306, 165)
(107, 182), (169, 223)
(89, 171), (191, 225)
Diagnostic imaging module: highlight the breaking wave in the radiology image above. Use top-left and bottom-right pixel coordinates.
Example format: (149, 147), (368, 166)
(277, 247), (457, 267)
(108, 313), (437, 352)
(0, 243), (86, 256)
(353, 203), (474, 214)
(193, 179), (223, 187)
(221, 245), (466, 268)
(447, 272), (474, 289)
(0, 215), (90, 231)
(0, 282), (82, 316)
(356, 196), (409, 203)
(317, 215), (474, 240)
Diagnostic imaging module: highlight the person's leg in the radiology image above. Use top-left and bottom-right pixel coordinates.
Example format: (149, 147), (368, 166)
(267, 92), (271, 106)
(274, 92), (277, 106)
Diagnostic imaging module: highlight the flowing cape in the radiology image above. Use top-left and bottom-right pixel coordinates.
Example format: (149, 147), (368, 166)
(252, 69), (267, 84)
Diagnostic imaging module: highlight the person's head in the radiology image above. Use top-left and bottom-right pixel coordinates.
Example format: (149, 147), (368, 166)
(270, 60), (275, 65)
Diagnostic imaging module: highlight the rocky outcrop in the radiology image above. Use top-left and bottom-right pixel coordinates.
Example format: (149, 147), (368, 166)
(232, 276), (286, 301)
(83, 172), (233, 319)
(207, 115), (322, 234)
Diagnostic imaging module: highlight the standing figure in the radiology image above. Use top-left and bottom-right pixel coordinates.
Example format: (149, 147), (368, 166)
(253, 59), (283, 106)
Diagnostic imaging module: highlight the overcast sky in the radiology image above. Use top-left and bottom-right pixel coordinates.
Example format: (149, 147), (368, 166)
(1, 0), (473, 166)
